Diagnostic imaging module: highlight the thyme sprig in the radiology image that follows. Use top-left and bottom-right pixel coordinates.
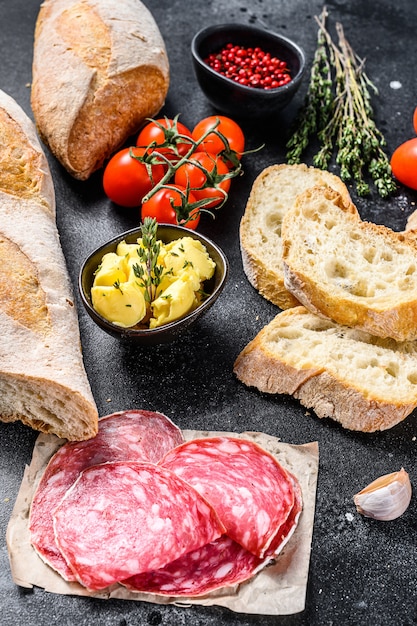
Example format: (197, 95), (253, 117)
(286, 9), (333, 164)
(286, 7), (396, 198)
(132, 217), (167, 304)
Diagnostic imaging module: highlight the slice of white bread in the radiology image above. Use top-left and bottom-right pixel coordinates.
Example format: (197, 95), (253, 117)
(282, 185), (417, 342)
(234, 306), (417, 432)
(239, 164), (353, 309)
(0, 89), (98, 441)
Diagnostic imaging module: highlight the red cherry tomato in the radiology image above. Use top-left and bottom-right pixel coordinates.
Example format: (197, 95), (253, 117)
(413, 108), (417, 135)
(136, 118), (193, 163)
(141, 185), (201, 230)
(390, 138), (417, 190)
(174, 151), (231, 209)
(191, 115), (245, 158)
(103, 147), (165, 207)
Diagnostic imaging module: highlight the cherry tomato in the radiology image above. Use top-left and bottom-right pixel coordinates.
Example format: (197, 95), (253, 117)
(136, 118), (193, 163)
(174, 151), (231, 209)
(191, 115), (245, 158)
(390, 138), (417, 190)
(141, 185), (201, 230)
(103, 147), (165, 207)
(413, 107), (417, 135)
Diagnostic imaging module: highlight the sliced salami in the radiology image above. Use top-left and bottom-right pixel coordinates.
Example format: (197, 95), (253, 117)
(122, 535), (267, 597)
(52, 461), (225, 590)
(29, 410), (184, 580)
(160, 437), (295, 557)
(265, 473), (303, 557)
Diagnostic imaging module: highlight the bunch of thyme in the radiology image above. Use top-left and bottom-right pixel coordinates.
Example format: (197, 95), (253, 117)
(132, 217), (170, 304)
(286, 7), (396, 198)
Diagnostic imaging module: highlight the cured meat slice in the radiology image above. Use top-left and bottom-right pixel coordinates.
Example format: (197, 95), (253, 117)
(123, 475), (302, 599)
(29, 410), (183, 580)
(52, 461), (226, 590)
(124, 490), (304, 601)
(265, 474), (303, 557)
(160, 436), (296, 557)
(122, 535), (267, 597)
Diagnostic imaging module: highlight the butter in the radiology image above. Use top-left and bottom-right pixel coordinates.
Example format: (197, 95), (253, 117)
(91, 281), (146, 328)
(125, 257), (147, 283)
(116, 240), (141, 259)
(93, 252), (127, 287)
(164, 238), (216, 281)
(150, 269), (201, 328)
(91, 235), (216, 329)
(117, 239), (167, 266)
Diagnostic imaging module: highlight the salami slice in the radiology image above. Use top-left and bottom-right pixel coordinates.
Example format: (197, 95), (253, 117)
(160, 437), (295, 557)
(52, 461), (225, 590)
(265, 473), (303, 557)
(122, 535), (267, 597)
(29, 410), (184, 580)
(123, 482), (303, 600)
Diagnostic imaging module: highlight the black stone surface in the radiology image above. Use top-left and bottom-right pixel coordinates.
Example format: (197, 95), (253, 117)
(1, 1), (417, 625)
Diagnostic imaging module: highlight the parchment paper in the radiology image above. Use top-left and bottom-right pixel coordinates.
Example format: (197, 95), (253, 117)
(6, 429), (319, 616)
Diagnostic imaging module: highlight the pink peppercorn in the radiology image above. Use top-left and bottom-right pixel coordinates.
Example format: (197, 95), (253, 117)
(204, 43), (292, 90)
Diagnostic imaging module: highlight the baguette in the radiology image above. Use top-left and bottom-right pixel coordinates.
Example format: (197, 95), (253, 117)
(0, 89), (98, 441)
(239, 164), (353, 309)
(282, 185), (417, 342)
(31, 0), (170, 180)
(233, 306), (417, 432)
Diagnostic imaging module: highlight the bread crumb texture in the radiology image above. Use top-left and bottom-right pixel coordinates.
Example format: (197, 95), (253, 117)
(289, 191), (417, 299)
(282, 186), (417, 341)
(263, 309), (417, 401)
(234, 307), (417, 431)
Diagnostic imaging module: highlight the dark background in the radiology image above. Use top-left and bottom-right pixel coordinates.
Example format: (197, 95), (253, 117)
(1, 1), (417, 625)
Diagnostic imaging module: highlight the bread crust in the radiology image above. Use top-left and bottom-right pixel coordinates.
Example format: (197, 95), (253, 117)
(282, 185), (417, 341)
(31, 0), (170, 180)
(239, 164), (352, 310)
(0, 89), (98, 441)
(234, 307), (417, 432)
(406, 209), (417, 232)
(0, 97), (55, 215)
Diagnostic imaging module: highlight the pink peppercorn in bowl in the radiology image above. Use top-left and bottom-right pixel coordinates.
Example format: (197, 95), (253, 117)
(191, 23), (306, 118)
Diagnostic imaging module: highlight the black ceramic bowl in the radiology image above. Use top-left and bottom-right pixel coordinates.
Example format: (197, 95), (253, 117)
(191, 23), (306, 118)
(79, 224), (229, 345)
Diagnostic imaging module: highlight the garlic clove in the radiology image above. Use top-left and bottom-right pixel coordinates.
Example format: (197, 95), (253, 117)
(353, 468), (412, 521)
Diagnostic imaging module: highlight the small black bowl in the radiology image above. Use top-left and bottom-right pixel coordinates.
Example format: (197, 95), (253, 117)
(191, 23), (306, 118)
(79, 224), (229, 345)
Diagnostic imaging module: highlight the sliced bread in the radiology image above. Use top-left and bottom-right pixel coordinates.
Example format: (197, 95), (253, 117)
(239, 164), (353, 310)
(282, 185), (417, 342)
(233, 306), (417, 432)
